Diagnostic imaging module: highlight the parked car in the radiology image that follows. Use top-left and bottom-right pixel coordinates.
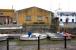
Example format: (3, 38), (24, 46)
(20, 33), (47, 40)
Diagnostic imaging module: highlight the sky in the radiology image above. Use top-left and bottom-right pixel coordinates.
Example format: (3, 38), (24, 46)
(0, 0), (76, 11)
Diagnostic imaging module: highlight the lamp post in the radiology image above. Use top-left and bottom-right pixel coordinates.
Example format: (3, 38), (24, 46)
(64, 18), (69, 48)
(64, 35), (67, 48)
(6, 36), (15, 50)
(7, 38), (9, 50)
(38, 36), (40, 50)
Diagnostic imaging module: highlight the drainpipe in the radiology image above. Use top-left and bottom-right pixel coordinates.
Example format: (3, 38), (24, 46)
(49, 12), (52, 30)
(16, 11), (18, 26)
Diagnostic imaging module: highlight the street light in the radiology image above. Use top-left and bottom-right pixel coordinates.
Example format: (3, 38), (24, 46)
(38, 36), (40, 50)
(64, 18), (69, 49)
(6, 36), (15, 50)
(6, 38), (9, 50)
(59, 21), (67, 48)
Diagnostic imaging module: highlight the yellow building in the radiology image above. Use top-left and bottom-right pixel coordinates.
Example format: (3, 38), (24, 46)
(17, 7), (53, 32)
(0, 7), (54, 32)
(0, 9), (14, 25)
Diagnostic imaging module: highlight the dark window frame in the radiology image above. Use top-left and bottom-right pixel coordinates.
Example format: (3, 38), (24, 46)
(37, 16), (44, 21)
(25, 16), (31, 21)
(60, 19), (62, 21)
(72, 19), (74, 22)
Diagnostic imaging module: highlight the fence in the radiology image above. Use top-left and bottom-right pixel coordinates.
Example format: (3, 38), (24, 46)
(0, 38), (76, 50)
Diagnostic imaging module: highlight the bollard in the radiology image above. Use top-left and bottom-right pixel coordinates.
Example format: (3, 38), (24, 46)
(38, 36), (40, 50)
(7, 38), (9, 50)
(64, 36), (67, 48)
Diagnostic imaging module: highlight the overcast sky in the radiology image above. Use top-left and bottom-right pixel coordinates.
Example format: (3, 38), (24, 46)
(0, 0), (76, 11)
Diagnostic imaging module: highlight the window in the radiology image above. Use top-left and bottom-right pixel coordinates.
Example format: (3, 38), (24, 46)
(72, 19), (74, 22)
(60, 13), (63, 16)
(25, 16), (31, 21)
(37, 16), (43, 21)
(60, 13), (66, 16)
(65, 18), (69, 23)
(60, 19), (62, 21)
(72, 13), (76, 16)
(0, 13), (3, 15)
(59, 12), (76, 16)
(13, 21), (17, 24)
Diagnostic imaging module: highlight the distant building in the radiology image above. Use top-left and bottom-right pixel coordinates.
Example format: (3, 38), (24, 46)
(56, 11), (76, 23)
(17, 7), (53, 32)
(0, 7), (54, 33)
(0, 9), (21, 33)
(55, 10), (76, 33)
(0, 9), (15, 25)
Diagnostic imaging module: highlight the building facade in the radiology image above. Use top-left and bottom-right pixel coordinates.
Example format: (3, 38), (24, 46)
(0, 7), (54, 33)
(17, 7), (53, 32)
(55, 10), (76, 33)
(55, 11), (76, 23)
(0, 9), (15, 25)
